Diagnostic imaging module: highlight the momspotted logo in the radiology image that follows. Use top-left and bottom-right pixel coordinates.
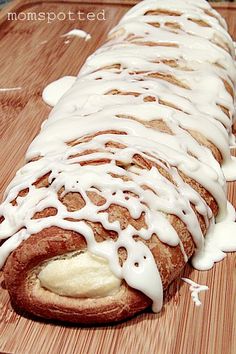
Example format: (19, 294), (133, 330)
(7, 10), (107, 24)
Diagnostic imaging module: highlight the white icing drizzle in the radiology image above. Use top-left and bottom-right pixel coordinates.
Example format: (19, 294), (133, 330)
(0, 0), (236, 313)
(62, 29), (91, 41)
(229, 134), (236, 148)
(182, 277), (208, 306)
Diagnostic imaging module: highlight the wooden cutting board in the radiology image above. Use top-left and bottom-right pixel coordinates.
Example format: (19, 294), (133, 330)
(0, 1), (236, 353)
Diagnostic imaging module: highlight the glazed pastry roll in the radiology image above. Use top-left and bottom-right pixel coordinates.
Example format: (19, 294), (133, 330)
(1, 0), (236, 324)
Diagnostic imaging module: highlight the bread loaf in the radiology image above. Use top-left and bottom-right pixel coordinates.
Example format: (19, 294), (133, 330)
(1, 0), (236, 324)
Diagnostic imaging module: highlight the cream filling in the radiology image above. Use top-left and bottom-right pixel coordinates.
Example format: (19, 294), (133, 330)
(38, 251), (121, 298)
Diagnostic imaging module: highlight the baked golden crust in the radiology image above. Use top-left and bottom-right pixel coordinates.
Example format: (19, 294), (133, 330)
(4, 192), (207, 324)
(4, 227), (151, 324)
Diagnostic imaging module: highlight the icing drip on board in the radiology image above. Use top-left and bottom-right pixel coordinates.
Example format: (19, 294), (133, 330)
(0, 87), (22, 92)
(192, 202), (236, 270)
(62, 29), (91, 41)
(0, 0), (236, 312)
(182, 278), (208, 306)
(42, 76), (76, 107)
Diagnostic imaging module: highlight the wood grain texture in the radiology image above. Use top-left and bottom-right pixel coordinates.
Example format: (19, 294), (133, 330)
(0, 1), (235, 353)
